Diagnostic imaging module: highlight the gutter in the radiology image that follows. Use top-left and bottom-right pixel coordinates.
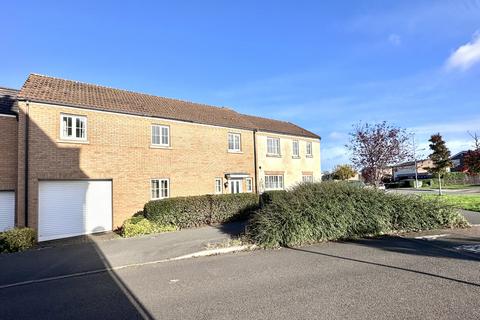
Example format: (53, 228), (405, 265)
(253, 129), (258, 194)
(24, 100), (29, 227)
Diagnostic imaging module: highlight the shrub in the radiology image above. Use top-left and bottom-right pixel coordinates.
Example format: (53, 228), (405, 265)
(260, 190), (288, 207)
(144, 193), (259, 229)
(0, 228), (36, 253)
(210, 193), (260, 223)
(121, 216), (177, 238)
(443, 172), (468, 185)
(408, 180), (422, 188)
(248, 182), (466, 247)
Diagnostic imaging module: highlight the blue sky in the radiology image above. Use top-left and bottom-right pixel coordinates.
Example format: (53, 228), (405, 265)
(2, 1), (480, 171)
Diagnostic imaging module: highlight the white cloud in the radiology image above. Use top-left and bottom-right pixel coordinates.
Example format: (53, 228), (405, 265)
(388, 34), (401, 46)
(446, 32), (480, 71)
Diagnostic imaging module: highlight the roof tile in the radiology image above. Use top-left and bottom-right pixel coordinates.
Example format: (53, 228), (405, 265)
(18, 74), (319, 139)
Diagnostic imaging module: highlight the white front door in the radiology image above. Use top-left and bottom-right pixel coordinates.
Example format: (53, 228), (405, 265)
(38, 180), (112, 241)
(0, 191), (15, 232)
(229, 179), (243, 194)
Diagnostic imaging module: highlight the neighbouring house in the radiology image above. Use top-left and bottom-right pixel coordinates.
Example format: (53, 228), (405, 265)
(0, 87), (19, 233)
(450, 151), (468, 172)
(392, 159), (435, 181)
(0, 74), (320, 241)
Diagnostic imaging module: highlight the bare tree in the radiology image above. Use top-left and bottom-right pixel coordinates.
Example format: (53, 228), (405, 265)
(347, 121), (411, 187)
(468, 131), (480, 150)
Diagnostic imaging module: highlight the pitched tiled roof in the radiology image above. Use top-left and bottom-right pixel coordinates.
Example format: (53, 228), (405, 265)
(241, 114), (319, 139)
(0, 87), (19, 115)
(18, 74), (320, 139)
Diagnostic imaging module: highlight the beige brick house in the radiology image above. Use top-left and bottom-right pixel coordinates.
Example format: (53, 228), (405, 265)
(0, 74), (320, 241)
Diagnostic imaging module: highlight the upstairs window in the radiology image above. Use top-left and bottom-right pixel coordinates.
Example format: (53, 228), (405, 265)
(265, 175), (284, 190)
(306, 141), (313, 157)
(151, 179), (169, 199)
(61, 114), (87, 141)
(292, 140), (299, 157)
(267, 137), (281, 156)
(228, 133), (241, 152)
(152, 125), (170, 147)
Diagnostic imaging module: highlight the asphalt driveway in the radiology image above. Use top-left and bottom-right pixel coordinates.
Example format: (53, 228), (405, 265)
(1, 225), (479, 319)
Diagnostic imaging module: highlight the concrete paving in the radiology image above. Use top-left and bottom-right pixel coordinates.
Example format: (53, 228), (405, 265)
(1, 227), (479, 319)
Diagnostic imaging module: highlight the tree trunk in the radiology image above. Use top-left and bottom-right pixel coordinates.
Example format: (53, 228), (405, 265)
(438, 175), (442, 196)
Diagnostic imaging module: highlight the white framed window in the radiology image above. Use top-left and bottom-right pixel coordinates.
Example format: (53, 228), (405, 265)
(302, 175), (314, 183)
(306, 141), (313, 157)
(215, 178), (223, 194)
(228, 133), (241, 152)
(246, 177), (253, 192)
(267, 137), (281, 156)
(60, 114), (87, 141)
(151, 124), (170, 147)
(151, 179), (169, 199)
(292, 140), (299, 157)
(265, 175), (284, 190)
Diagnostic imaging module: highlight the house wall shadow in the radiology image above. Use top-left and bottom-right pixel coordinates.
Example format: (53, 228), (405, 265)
(0, 238), (154, 319)
(4, 107), (154, 318)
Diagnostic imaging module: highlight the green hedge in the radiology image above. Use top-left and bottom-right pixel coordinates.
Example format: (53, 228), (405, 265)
(121, 216), (177, 238)
(0, 228), (36, 253)
(260, 190), (288, 207)
(144, 193), (259, 229)
(248, 182), (466, 247)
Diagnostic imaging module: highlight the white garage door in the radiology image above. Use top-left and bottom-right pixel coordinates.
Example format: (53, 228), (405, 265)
(0, 191), (15, 232)
(38, 180), (112, 241)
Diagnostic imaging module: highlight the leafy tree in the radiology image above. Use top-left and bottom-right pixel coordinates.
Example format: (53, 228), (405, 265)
(332, 164), (357, 180)
(347, 121), (411, 186)
(464, 131), (480, 175)
(428, 133), (452, 194)
(464, 150), (480, 175)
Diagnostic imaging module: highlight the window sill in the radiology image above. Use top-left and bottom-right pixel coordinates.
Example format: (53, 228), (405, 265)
(57, 139), (90, 145)
(228, 150), (243, 154)
(306, 155), (314, 158)
(292, 156), (301, 159)
(266, 154), (282, 158)
(150, 145), (172, 150)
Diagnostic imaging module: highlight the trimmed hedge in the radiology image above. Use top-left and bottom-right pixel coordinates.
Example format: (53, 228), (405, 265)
(248, 182), (467, 247)
(0, 228), (36, 253)
(121, 216), (177, 238)
(144, 193), (259, 229)
(260, 190), (288, 207)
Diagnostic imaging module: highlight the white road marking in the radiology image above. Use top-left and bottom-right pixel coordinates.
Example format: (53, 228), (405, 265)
(414, 234), (450, 240)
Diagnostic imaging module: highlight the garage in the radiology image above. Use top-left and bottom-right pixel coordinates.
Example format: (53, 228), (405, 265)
(38, 180), (112, 241)
(0, 191), (15, 232)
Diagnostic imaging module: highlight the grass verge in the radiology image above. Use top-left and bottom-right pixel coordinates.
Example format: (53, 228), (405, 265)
(422, 194), (480, 212)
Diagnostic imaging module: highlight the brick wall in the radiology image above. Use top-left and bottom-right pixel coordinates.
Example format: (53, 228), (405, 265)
(16, 101), (256, 231)
(0, 116), (17, 191)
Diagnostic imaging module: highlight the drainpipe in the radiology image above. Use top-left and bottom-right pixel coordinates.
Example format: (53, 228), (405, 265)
(253, 130), (258, 194)
(24, 101), (30, 227)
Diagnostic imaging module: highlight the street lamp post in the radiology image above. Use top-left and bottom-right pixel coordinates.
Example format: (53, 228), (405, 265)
(413, 135), (419, 188)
